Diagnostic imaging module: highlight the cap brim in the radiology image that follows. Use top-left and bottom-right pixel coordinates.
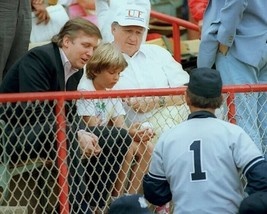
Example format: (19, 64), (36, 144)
(118, 21), (149, 29)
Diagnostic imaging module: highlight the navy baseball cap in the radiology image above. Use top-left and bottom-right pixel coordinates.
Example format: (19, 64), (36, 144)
(109, 194), (153, 214)
(187, 67), (222, 98)
(239, 191), (267, 214)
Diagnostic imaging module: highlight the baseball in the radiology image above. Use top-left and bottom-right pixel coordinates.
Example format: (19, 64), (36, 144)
(141, 122), (153, 129)
(141, 122), (154, 135)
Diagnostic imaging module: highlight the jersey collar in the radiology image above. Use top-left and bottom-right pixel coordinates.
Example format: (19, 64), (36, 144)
(188, 111), (216, 120)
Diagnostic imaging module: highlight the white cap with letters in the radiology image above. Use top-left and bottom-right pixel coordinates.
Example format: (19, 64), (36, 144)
(113, 4), (149, 29)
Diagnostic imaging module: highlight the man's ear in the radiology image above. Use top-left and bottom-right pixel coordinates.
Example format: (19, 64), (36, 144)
(62, 35), (71, 48)
(111, 23), (117, 35)
(185, 90), (191, 106)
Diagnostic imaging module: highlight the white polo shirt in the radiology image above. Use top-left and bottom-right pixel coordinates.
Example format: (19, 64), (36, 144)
(76, 77), (126, 126)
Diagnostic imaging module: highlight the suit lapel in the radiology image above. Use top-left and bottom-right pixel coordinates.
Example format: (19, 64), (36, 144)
(52, 43), (65, 91)
(66, 69), (83, 91)
(52, 43), (83, 91)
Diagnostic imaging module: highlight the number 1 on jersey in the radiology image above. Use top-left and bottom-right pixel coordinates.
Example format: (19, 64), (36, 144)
(190, 140), (207, 181)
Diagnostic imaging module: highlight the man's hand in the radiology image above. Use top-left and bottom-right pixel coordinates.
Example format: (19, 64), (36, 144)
(218, 43), (229, 56)
(32, 0), (50, 25)
(125, 97), (159, 113)
(129, 122), (155, 143)
(77, 130), (101, 157)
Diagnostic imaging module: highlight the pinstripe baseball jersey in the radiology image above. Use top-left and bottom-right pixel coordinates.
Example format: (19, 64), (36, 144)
(144, 111), (264, 214)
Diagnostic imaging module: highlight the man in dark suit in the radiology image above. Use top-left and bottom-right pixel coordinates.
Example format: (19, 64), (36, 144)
(0, 18), (132, 214)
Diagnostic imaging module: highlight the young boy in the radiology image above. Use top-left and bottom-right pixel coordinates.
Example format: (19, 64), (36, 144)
(77, 43), (154, 203)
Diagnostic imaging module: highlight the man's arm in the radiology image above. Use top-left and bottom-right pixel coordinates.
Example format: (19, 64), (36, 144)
(217, 0), (248, 48)
(244, 160), (267, 195)
(143, 173), (172, 206)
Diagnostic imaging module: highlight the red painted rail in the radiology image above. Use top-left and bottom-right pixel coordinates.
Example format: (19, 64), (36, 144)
(150, 10), (199, 62)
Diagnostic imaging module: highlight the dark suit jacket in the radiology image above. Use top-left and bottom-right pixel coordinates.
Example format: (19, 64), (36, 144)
(0, 43), (131, 212)
(0, 42), (82, 93)
(0, 42), (88, 213)
(0, 42), (83, 126)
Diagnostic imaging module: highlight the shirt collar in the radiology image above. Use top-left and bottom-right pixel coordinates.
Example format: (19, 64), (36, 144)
(59, 48), (78, 85)
(122, 45), (146, 59)
(188, 111), (216, 120)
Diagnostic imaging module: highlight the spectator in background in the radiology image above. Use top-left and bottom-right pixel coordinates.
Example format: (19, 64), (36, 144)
(95, 0), (151, 42)
(77, 42), (154, 199)
(198, 0), (267, 155)
(187, 0), (208, 39)
(188, 0), (208, 30)
(0, 18), (132, 214)
(67, 0), (98, 25)
(143, 67), (267, 214)
(0, 0), (50, 84)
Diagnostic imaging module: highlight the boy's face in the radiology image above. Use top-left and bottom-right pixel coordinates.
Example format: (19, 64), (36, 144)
(62, 31), (100, 69)
(93, 67), (122, 90)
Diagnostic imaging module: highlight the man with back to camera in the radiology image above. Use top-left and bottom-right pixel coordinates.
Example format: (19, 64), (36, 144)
(143, 67), (267, 213)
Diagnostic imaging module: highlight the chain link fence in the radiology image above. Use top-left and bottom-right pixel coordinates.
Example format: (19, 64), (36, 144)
(0, 87), (266, 214)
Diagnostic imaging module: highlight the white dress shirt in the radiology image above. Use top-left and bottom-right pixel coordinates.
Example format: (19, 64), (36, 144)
(114, 44), (189, 123)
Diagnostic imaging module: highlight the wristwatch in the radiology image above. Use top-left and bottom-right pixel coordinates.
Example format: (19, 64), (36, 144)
(158, 96), (166, 107)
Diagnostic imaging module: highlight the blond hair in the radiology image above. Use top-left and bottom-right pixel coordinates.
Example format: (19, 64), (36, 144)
(86, 43), (128, 80)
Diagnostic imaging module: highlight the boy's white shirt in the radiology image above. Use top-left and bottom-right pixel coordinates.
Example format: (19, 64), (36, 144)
(76, 77), (126, 126)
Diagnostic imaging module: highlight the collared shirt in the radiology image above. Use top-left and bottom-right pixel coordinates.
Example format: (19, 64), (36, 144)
(59, 48), (78, 88)
(115, 45), (189, 89)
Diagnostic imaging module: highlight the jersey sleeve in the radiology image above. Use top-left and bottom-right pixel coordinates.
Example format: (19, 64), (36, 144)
(232, 127), (264, 173)
(245, 160), (267, 194)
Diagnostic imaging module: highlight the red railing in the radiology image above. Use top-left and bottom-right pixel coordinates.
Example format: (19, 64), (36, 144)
(150, 10), (199, 62)
(1, 84), (267, 213)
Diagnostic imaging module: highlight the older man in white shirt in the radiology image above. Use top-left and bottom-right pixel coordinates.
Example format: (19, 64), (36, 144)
(111, 4), (189, 141)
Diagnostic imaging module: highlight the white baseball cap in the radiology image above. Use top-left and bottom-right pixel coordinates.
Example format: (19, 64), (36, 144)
(113, 4), (149, 29)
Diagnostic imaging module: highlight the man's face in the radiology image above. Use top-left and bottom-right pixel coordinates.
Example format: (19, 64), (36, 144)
(62, 31), (100, 69)
(112, 24), (145, 57)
